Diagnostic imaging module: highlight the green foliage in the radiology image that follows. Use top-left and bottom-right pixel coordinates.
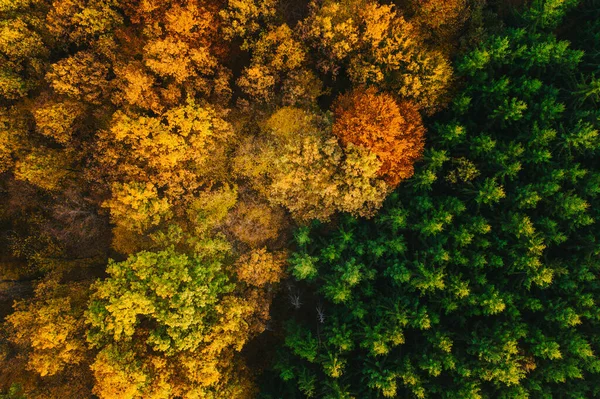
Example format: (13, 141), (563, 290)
(0, 384), (26, 399)
(86, 247), (232, 353)
(267, 2), (600, 398)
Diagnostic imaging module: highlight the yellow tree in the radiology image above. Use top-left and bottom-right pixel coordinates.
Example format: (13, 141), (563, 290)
(96, 99), (234, 201)
(115, 0), (232, 107)
(235, 248), (287, 287)
(46, 0), (124, 45)
(238, 23), (314, 104)
(406, 0), (471, 54)
(0, 13), (47, 100)
(226, 196), (288, 248)
(234, 107), (389, 221)
(3, 277), (93, 398)
(86, 245), (262, 398)
(46, 51), (110, 105)
(33, 99), (85, 145)
(299, 0), (452, 110)
(13, 148), (72, 191)
(219, 0), (277, 42)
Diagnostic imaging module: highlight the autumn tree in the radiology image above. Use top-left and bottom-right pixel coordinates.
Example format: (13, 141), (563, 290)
(86, 245), (262, 398)
(299, 0), (452, 110)
(33, 99), (85, 145)
(13, 148), (72, 192)
(46, 51), (110, 105)
(404, 0), (470, 54)
(96, 99), (233, 199)
(6, 279), (89, 378)
(226, 196), (289, 248)
(333, 88), (425, 186)
(235, 248), (287, 287)
(238, 24), (319, 105)
(116, 0), (232, 108)
(234, 107), (390, 221)
(45, 0), (124, 46)
(0, 1), (48, 101)
(2, 277), (94, 398)
(219, 0), (278, 42)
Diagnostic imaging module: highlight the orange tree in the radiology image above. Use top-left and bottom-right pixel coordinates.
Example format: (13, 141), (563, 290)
(332, 88), (425, 186)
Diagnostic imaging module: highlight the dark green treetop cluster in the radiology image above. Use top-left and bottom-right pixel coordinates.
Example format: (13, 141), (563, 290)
(267, 1), (600, 398)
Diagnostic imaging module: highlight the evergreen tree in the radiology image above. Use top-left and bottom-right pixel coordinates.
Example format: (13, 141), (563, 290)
(266, 1), (600, 398)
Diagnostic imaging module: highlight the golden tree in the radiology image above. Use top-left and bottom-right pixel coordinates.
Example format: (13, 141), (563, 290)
(406, 0), (470, 54)
(46, 51), (110, 105)
(237, 23), (309, 103)
(299, 0), (452, 110)
(235, 248), (287, 287)
(3, 277), (94, 398)
(96, 99), (234, 202)
(234, 107), (389, 221)
(227, 197), (288, 248)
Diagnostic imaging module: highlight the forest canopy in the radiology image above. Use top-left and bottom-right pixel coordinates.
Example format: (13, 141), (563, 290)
(0, 0), (599, 398)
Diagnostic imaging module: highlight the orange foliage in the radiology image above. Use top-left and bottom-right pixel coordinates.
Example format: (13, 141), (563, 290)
(332, 88), (425, 186)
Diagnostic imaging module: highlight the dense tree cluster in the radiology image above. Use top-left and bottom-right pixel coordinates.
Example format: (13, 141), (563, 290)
(265, 1), (600, 398)
(1, 0), (597, 398)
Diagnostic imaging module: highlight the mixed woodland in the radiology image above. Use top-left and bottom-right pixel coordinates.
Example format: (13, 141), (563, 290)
(0, 0), (599, 398)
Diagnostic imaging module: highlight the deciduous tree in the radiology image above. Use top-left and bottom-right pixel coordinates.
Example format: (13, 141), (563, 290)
(333, 88), (425, 186)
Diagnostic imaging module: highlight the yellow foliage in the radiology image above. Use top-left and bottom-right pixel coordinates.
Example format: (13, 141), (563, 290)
(14, 148), (71, 191)
(6, 279), (88, 379)
(237, 64), (276, 102)
(227, 198), (288, 247)
(86, 246), (265, 398)
(261, 108), (342, 221)
(165, 2), (214, 39)
(113, 62), (163, 112)
(0, 17), (46, 99)
(235, 107), (389, 221)
(46, 51), (109, 104)
(407, 0), (470, 54)
(91, 347), (148, 399)
(336, 143), (390, 217)
(46, 0), (124, 44)
(281, 69), (324, 106)
(299, 0), (361, 67)
(0, 0), (39, 12)
(0, 19), (46, 61)
(102, 181), (172, 235)
(0, 69), (28, 100)
(301, 0), (452, 109)
(238, 24), (309, 103)
(33, 100), (84, 144)
(235, 248), (287, 286)
(144, 37), (218, 83)
(252, 24), (306, 71)
(8, 296), (86, 377)
(97, 100), (234, 201)
(220, 0), (277, 41)
(186, 184), (239, 233)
